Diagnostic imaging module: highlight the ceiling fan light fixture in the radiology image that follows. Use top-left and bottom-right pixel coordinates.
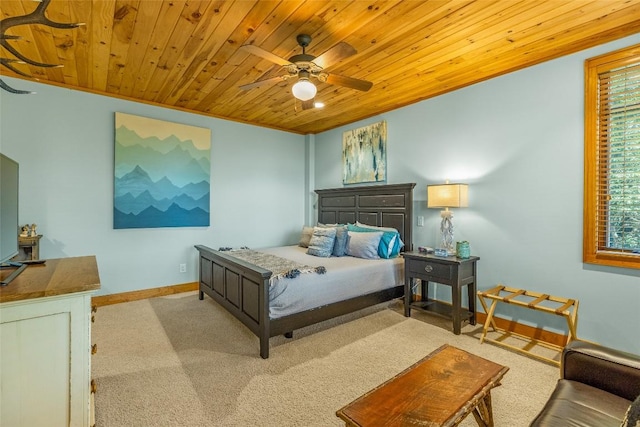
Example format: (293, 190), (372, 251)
(292, 78), (317, 101)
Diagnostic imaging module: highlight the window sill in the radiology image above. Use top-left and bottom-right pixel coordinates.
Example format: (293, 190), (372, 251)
(584, 251), (640, 270)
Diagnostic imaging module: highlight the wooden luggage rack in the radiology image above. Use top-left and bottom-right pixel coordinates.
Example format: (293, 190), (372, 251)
(477, 285), (579, 366)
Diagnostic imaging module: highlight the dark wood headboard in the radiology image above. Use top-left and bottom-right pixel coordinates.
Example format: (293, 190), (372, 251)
(315, 183), (416, 252)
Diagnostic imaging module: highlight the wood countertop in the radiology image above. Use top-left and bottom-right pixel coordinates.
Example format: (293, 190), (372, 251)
(0, 256), (101, 303)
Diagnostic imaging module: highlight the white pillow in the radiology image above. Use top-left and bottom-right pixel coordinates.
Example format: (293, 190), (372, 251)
(355, 221), (398, 233)
(351, 222), (404, 258)
(346, 231), (383, 259)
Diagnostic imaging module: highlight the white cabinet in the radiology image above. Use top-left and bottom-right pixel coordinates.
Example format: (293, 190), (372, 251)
(0, 256), (100, 427)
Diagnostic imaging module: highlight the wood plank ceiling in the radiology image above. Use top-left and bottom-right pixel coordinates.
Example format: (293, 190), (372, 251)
(2, 0), (640, 134)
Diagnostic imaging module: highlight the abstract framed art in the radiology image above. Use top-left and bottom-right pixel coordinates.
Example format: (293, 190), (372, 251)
(114, 112), (211, 229)
(342, 120), (387, 184)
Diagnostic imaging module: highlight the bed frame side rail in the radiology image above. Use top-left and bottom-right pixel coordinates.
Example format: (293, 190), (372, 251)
(270, 285), (404, 337)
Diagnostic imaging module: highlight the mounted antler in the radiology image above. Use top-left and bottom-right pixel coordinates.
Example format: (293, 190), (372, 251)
(0, 0), (83, 93)
(0, 78), (34, 94)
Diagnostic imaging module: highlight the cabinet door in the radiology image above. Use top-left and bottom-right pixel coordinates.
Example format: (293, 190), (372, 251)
(1, 293), (92, 427)
(1, 312), (71, 426)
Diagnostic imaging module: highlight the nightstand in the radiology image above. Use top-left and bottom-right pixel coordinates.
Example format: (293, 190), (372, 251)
(403, 251), (479, 334)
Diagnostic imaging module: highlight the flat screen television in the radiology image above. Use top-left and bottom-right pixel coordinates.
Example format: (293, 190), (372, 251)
(1, 153), (26, 285)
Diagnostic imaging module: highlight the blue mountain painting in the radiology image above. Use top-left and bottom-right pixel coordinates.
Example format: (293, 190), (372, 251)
(114, 114), (211, 229)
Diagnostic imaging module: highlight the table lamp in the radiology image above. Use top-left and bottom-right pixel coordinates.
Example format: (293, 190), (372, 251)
(427, 181), (468, 255)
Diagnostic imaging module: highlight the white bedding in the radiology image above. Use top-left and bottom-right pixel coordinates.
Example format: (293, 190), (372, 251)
(259, 245), (404, 319)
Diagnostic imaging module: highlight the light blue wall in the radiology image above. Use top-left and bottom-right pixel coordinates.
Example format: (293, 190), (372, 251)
(2, 33), (639, 354)
(314, 35), (640, 354)
(0, 78), (305, 296)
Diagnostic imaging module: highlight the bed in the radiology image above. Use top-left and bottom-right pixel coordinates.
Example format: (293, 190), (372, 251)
(195, 182), (415, 358)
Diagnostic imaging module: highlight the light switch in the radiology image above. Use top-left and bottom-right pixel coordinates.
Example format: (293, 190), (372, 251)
(417, 216), (424, 227)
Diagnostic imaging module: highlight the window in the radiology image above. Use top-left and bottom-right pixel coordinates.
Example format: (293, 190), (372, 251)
(584, 44), (640, 269)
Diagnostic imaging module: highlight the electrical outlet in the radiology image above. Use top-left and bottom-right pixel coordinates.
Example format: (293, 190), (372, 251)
(417, 216), (424, 227)
(179, 263), (186, 273)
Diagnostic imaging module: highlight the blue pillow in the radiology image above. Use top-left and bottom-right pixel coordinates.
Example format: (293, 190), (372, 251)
(332, 225), (348, 257)
(318, 223), (348, 257)
(306, 226), (337, 257)
(347, 224), (401, 258)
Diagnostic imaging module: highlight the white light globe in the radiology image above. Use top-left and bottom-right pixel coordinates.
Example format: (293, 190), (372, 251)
(292, 79), (317, 101)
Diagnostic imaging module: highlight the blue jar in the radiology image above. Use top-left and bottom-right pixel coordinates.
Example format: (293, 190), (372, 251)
(456, 241), (470, 259)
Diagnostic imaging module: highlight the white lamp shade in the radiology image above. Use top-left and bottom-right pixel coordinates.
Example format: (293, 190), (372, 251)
(292, 79), (317, 101)
(427, 183), (469, 208)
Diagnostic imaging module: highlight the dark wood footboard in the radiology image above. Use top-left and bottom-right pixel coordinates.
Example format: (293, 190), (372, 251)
(195, 244), (272, 358)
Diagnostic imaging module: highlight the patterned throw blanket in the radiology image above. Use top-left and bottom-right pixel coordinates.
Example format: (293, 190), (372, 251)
(219, 248), (326, 280)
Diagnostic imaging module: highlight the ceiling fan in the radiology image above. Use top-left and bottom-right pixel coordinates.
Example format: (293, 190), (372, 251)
(240, 34), (373, 109)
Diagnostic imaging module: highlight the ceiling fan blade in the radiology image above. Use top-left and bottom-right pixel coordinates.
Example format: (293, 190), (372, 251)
(242, 44), (293, 66)
(239, 76), (286, 91)
(301, 99), (315, 110)
(325, 74), (373, 92)
(313, 42), (357, 69)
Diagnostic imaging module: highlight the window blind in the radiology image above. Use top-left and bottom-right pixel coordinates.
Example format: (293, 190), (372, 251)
(595, 62), (640, 255)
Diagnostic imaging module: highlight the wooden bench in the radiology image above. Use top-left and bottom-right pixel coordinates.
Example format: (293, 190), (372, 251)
(477, 285), (579, 366)
(336, 345), (509, 426)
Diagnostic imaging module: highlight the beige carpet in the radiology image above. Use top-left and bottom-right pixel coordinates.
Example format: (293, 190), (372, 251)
(92, 292), (559, 426)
